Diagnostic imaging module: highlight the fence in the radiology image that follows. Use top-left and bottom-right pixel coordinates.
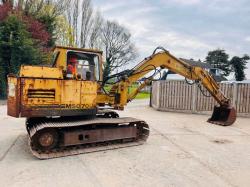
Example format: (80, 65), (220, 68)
(151, 80), (250, 117)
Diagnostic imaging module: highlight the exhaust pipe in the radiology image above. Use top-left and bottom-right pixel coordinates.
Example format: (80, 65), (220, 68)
(207, 105), (236, 126)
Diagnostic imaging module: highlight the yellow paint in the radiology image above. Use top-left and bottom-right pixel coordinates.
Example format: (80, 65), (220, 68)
(21, 78), (97, 109)
(7, 46), (230, 118)
(8, 46), (101, 117)
(20, 66), (63, 79)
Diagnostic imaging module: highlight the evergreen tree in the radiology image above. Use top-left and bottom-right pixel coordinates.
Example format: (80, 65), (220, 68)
(37, 15), (57, 47)
(0, 15), (43, 98)
(230, 55), (250, 81)
(205, 49), (231, 76)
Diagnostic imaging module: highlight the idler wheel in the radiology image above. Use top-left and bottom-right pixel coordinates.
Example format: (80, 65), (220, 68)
(32, 129), (59, 151)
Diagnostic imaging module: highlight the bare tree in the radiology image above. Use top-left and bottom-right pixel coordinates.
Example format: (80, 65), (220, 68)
(17, 0), (70, 18)
(66, 0), (97, 47)
(1, 0), (13, 6)
(66, 0), (101, 48)
(89, 11), (103, 48)
(80, 0), (92, 48)
(61, 0), (137, 78)
(101, 20), (137, 80)
(72, 0), (79, 46)
(65, 0), (79, 46)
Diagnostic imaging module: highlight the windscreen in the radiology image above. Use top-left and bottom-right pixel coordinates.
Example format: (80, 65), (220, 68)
(67, 51), (100, 81)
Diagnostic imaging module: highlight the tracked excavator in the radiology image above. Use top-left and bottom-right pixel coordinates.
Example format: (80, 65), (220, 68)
(7, 46), (236, 159)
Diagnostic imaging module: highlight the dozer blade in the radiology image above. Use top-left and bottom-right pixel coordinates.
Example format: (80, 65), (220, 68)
(207, 105), (236, 126)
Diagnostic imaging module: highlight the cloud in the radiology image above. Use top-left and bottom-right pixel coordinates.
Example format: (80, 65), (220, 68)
(143, 31), (212, 58)
(245, 36), (250, 42)
(97, 2), (127, 12)
(162, 0), (201, 5)
(92, 0), (250, 78)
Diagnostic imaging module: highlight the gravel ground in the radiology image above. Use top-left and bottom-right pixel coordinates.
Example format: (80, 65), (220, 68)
(0, 99), (250, 187)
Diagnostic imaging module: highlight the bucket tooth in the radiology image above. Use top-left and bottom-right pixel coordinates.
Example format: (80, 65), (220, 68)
(207, 106), (236, 126)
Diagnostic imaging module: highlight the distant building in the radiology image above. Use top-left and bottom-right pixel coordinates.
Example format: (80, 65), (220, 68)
(161, 58), (227, 82)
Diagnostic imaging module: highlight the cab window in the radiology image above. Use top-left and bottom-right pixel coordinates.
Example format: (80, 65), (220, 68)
(67, 51), (100, 81)
(51, 51), (60, 67)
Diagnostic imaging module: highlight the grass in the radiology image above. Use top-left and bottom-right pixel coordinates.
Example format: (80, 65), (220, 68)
(134, 92), (150, 99)
(128, 86), (150, 99)
(104, 85), (151, 100)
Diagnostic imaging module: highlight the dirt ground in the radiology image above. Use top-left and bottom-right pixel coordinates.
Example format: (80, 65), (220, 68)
(0, 99), (250, 187)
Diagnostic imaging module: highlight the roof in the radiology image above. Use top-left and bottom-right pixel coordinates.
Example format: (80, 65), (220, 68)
(211, 74), (228, 82)
(179, 58), (227, 82)
(163, 73), (227, 82)
(180, 58), (213, 69)
(54, 46), (103, 54)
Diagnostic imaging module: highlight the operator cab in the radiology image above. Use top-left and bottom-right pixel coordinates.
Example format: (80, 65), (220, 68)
(66, 51), (100, 81)
(52, 46), (102, 81)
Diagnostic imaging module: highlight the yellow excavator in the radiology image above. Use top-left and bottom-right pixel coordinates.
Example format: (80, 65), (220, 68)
(7, 46), (236, 159)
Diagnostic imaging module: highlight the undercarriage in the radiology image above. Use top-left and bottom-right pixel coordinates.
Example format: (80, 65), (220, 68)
(26, 111), (149, 159)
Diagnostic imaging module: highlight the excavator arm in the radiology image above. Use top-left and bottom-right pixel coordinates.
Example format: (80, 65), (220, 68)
(98, 47), (236, 126)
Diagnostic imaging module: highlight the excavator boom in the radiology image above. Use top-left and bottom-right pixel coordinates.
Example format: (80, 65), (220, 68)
(101, 47), (236, 126)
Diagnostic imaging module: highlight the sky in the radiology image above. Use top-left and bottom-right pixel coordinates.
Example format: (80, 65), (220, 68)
(92, 0), (250, 79)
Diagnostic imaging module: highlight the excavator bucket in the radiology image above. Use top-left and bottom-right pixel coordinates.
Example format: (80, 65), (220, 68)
(207, 106), (236, 126)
